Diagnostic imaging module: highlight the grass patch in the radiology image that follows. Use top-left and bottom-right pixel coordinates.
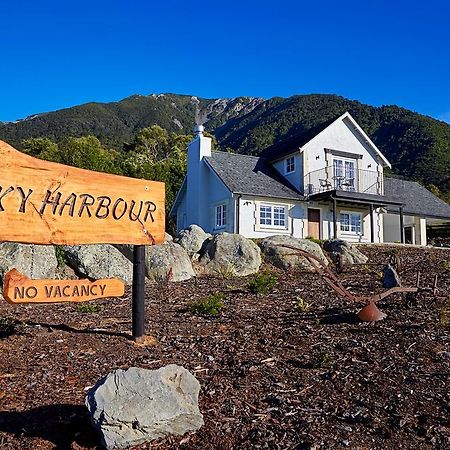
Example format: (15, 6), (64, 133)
(77, 303), (103, 314)
(188, 293), (225, 316)
(214, 263), (237, 279)
(246, 271), (278, 295)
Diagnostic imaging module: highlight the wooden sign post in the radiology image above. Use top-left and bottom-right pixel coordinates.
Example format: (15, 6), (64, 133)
(3, 269), (125, 304)
(0, 140), (165, 340)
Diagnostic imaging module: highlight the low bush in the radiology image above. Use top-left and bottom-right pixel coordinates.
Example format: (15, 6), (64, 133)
(246, 271), (277, 295)
(77, 303), (103, 314)
(188, 293), (225, 316)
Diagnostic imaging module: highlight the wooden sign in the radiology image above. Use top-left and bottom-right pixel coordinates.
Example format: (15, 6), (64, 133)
(0, 140), (165, 245)
(2, 268), (125, 304)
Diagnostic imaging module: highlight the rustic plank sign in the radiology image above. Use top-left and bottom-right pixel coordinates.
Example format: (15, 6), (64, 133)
(0, 140), (165, 245)
(2, 268), (125, 304)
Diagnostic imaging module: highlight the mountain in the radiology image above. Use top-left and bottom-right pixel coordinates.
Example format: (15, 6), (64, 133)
(0, 94), (264, 150)
(0, 93), (449, 197)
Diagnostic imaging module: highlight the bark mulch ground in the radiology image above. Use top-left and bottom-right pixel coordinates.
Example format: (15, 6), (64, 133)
(0, 245), (449, 450)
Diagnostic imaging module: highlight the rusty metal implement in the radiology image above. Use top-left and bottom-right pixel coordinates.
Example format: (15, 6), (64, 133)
(279, 245), (438, 322)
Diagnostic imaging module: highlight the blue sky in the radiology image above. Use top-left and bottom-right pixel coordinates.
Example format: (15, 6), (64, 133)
(1, 0), (449, 122)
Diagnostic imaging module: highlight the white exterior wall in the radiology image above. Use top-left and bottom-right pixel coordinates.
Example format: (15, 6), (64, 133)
(302, 117), (383, 193)
(181, 130), (234, 234)
(311, 202), (383, 243)
(272, 154), (304, 190)
(236, 196), (307, 238)
(235, 196), (383, 243)
(204, 167), (234, 233)
(177, 170), (233, 233)
(383, 213), (428, 245)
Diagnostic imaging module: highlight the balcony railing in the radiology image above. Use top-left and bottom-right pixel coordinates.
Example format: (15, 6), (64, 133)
(303, 166), (383, 196)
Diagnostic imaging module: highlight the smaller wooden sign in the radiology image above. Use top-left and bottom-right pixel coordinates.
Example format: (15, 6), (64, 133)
(2, 269), (125, 304)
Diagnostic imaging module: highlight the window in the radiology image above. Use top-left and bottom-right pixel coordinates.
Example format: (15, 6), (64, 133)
(285, 156), (295, 174)
(259, 204), (287, 228)
(340, 212), (362, 234)
(215, 204), (227, 228)
(333, 158), (356, 191)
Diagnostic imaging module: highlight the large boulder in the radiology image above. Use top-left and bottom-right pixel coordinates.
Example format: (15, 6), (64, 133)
(64, 244), (133, 285)
(198, 232), (261, 277)
(115, 233), (175, 261)
(0, 243), (58, 294)
(145, 242), (195, 282)
(323, 239), (368, 267)
(86, 365), (203, 450)
(175, 225), (211, 257)
(259, 235), (328, 271)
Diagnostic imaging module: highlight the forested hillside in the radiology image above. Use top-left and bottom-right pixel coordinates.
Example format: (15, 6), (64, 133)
(0, 93), (448, 200)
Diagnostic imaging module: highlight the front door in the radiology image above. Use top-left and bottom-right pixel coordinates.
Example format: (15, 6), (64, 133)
(308, 208), (321, 239)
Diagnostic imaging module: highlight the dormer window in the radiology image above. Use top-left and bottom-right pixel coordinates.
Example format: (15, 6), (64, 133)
(285, 156), (295, 174)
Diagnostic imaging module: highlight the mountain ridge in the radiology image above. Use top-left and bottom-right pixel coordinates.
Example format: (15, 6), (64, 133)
(0, 92), (448, 198)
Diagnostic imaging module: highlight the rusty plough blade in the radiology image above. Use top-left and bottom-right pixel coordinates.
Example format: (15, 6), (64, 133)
(357, 301), (387, 322)
(279, 245), (438, 322)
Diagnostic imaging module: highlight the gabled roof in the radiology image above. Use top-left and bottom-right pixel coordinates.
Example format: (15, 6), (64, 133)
(204, 151), (304, 201)
(261, 112), (391, 168)
(384, 177), (450, 220)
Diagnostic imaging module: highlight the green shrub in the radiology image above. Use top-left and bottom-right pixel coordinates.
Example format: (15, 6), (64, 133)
(246, 271), (277, 295)
(77, 303), (103, 314)
(188, 293), (225, 316)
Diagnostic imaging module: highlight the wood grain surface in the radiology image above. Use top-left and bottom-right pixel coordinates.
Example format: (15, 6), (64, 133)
(3, 268), (125, 304)
(0, 140), (165, 245)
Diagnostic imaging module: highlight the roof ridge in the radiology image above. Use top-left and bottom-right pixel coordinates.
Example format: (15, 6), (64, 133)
(210, 150), (263, 160)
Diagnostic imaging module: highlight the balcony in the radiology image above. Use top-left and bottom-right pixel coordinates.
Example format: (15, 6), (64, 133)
(303, 166), (384, 196)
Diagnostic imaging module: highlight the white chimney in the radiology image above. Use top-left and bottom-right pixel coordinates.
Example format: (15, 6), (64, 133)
(186, 125), (212, 228)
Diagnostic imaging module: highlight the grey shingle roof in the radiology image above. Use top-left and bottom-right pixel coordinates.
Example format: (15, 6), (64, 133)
(205, 151), (304, 201)
(384, 177), (450, 219)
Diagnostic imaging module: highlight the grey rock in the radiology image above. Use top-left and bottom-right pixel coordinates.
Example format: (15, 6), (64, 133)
(175, 225), (211, 257)
(198, 232), (261, 277)
(145, 242), (195, 282)
(0, 243), (58, 298)
(0, 243), (58, 281)
(64, 244), (133, 285)
(383, 264), (401, 288)
(323, 239), (368, 267)
(259, 235), (329, 271)
(86, 365), (203, 449)
(115, 234), (174, 261)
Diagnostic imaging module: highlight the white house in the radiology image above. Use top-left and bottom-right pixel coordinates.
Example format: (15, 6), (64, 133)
(171, 112), (450, 245)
